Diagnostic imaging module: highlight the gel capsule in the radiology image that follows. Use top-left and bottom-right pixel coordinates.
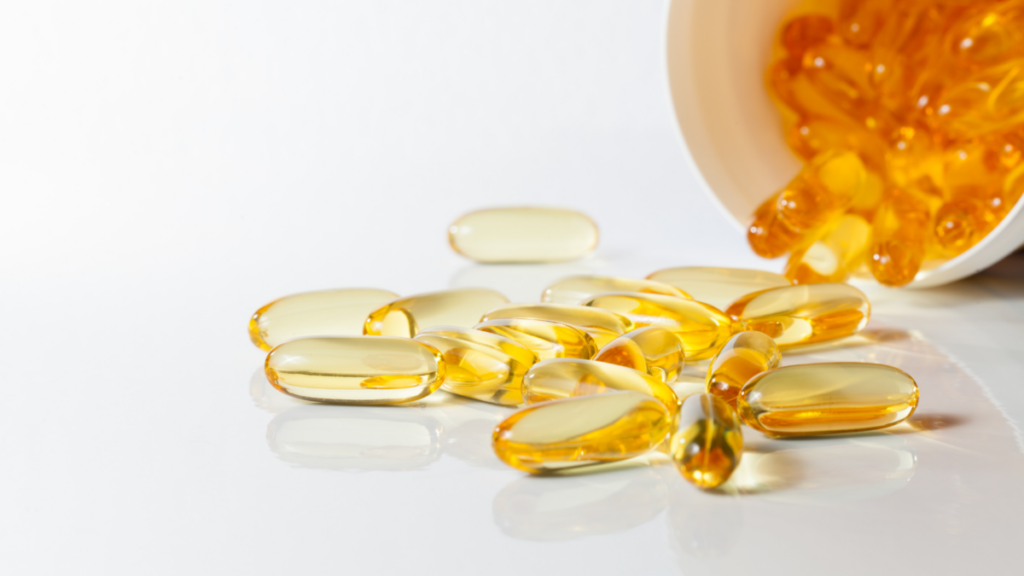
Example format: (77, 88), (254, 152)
(582, 293), (733, 360)
(725, 283), (870, 348)
(249, 288), (399, 350)
(522, 359), (680, 417)
(364, 288), (509, 337)
(705, 331), (781, 408)
(475, 318), (598, 361)
(785, 214), (871, 284)
(593, 326), (686, 383)
(541, 275), (689, 305)
(492, 391), (671, 473)
(646, 267), (790, 311)
(669, 394), (743, 489)
(480, 303), (633, 348)
(415, 326), (535, 406)
(737, 362), (919, 437)
(448, 207), (598, 263)
(264, 337), (445, 404)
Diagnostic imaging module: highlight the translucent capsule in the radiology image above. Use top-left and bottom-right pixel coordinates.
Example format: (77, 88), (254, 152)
(646, 267), (791, 311)
(264, 337), (445, 404)
(779, 14), (834, 57)
(725, 283), (870, 348)
(448, 207), (598, 263)
(475, 318), (598, 362)
(933, 195), (1001, 256)
(249, 288), (399, 351)
(541, 275), (689, 305)
(669, 394), (743, 489)
(582, 293), (733, 361)
(364, 288), (508, 337)
(480, 303), (633, 348)
(785, 214), (871, 284)
(705, 331), (781, 408)
(934, 58), (1024, 138)
(522, 359), (681, 417)
(737, 362), (919, 437)
(492, 391), (671, 473)
(868, 189), (930, 287)
(594, 326), (686, 383)
(837, 0), (885, 47)
(945, 2), (1024, 69)
(414, 326), (535, 406)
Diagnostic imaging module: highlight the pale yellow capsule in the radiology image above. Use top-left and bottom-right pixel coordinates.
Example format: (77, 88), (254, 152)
(669, 394), (743, 490)
(364, 288), (509, 337)
(646, 267), (791, 311)
(480, 303), (634, 348)
(415, 326), (535, 406)
(725, 283), (870, 348)
(448, 207), (598, 263)
(522, 359), (680, 417)
(582, 293), (733, 360)
(264, 337), (445, 404)
(249, 288), (399, 351)
(541, 275), (689, 305)
(475, 318), (598, 361)
(706, 331), (781, 408)
(593, 326), (686, 383)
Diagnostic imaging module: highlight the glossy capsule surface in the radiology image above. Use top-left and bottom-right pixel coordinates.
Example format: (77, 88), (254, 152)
(737, 362), (919, 437)
(448, 207), (598, 263)
(582, 293), (733, 360)
(670, 394), (743, 490)
(249, 288), (399, 350)
(364, 288), (509, 337)
(265, 337), (445, 404)
(492, 391), (671, 473)
(480, 303), (633, 348)
(645, 267), (791, 311)
(541, 275), (689, 305)
(725, 283), (870, 348)
(415, 326), (535, 406)
(785, 214), (871, 284)
(593, 326), (686, 383)
(522, 359), (680, 417)
(475, 318), (598, 362)
(705, 331), (781, 408)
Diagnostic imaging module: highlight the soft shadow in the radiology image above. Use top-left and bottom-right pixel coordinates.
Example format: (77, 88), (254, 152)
(249, 366), (310, 414)
(782, 326), (912, 358)
(666, 479), (743, 565)
(904, 413), (967, 432)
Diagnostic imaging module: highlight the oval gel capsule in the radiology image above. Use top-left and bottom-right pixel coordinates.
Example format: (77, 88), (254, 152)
(522, 358), (680, 417)
(646, 267), (791, 311)
(475, 318), (598, 362)
(670, 394), (743, 489)
(725, 283), (870, 348)
(249, 288), (399, 350)
(480, 303), (633, 348)
(492, 391), (671, 473)
(448, 207), (598, 263)
(737, 362), (919, 437)
(541, 275), (689, 305)
(364, 288), (509, 337)
(415, 326), (535, 406)
(594, 327), (686, 383)
(265, 337), (445, 405)
(705, 331), (781, 407)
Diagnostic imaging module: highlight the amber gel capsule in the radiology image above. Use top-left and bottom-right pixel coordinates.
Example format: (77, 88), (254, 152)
(670, 394), (743, 490)
(522, 359), (680, 417)
(593, 327), (685, 383)
(705, 332), (781, 408)
(492, 391), (671, 473)
(448, 207), (598, 263)
(265, 337), (445, 404)
(364, 288), (508, 337)
(645, 267), (790, 311)
(541, 275), (689, 305)
(725, 283), (870, 349)
(415, 326), (535, 406)
(475, 318), (598, 362)
(737, 363), (919, 437)
(480, 303), (633, 348)
(249, 288), (399, 351)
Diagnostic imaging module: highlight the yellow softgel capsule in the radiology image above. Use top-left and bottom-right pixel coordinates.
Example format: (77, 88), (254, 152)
(725, 283), (870, 348)
(582, 293), (733, 361)
(705, 331), (781, 408)
(448, 207), (598, 263)
(264, 337), (445, 405)
(364, 288), (509, 337)
(414, 326), (535, 406)
(480, 303), (633, 348)
(249, 288), (399, 351)
(522, 358), (680, 417)
(645, 267), (791, 311)
(492, 391), (671, 474)
(737, 362), (919, 437)
(593, 326), (686, 383)
(785, 214), (871, 285)
(541, 275), (689, 305)
(475, 318), (598, 361)
(669, 394), (743, 490)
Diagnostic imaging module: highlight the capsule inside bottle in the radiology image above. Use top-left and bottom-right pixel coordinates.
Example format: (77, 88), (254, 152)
(593, 326), (686, 383)
(249, 288), (399, 350)
(448, 207), (598, 263)
(705, 331), (781, 408)
(522, 358), (680, 417)
(475, 318), (598, 362)
(646, 267), (791, 311)
(541, 275), (689, 305)
(725, 283), (870, 348)
(480, 303), (633, 348)
(415, 326), (535, 406)
(364, 288), (509, 337)
(670, 394), (743, 490)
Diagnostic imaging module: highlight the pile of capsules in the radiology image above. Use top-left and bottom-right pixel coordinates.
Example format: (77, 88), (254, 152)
(758, 0), (1024, 286)
(249, 208), (919, 490)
